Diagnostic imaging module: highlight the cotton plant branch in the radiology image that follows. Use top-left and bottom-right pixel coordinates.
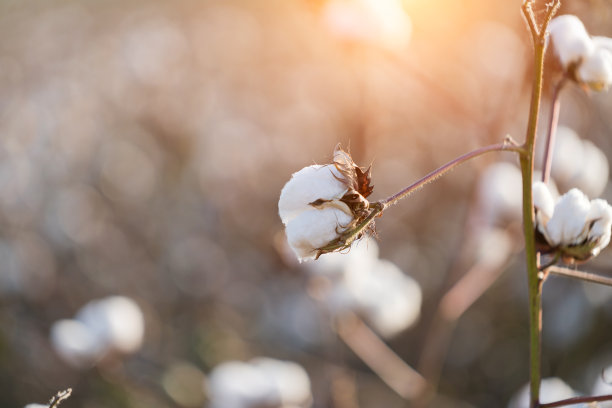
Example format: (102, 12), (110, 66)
(546, 265), (612, 287)
(541, 78), (567, 184)
(335, 312), (427, 401)
(317, 139), (523, 256)
(539, 393), (612, 407)
(48, 388), (72, 408)
(520, 1), (561, 407)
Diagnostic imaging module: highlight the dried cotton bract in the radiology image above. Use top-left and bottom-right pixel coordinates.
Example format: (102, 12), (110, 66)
(279, 146), (374, 262)
(533, 182), (612, 263)
(549, 15), (612, 91)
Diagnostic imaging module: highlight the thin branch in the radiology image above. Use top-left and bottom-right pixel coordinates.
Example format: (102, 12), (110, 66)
(382, 141), (524, 208)
(548, 265), (612, 287)
(540, 393), (612, 407)
(335, 313), (428, 400)
(48, 389), (72, 408)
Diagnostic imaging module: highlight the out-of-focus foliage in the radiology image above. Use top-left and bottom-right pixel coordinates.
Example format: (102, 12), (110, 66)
(2, 0), (612, 407)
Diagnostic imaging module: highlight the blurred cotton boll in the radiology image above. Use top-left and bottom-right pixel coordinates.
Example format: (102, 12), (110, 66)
(206, 358), (312, 408)
(50, 296), (144, 369)
(76, 296), (145, 354)
(549, 126), (609, 198)
(549, 15), (594, 69)
(591, 365), (612, 408)
(476, 162), (523, 227)
(24, 404), (48, 408)
(50, 319), (105, 369)
(507, 377), (583, 408)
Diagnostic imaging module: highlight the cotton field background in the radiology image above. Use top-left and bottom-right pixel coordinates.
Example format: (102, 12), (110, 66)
(2, 0), (612, 407)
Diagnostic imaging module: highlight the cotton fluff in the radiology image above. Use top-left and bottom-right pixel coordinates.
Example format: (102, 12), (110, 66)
(306, 238), (422, 338)
(533, 182), (612, 261)
(476, 162), (523, 226)
(344, 259), (422, 337)
(50, 296), (145, 369)
(549, 15), (612, 91)
(549, 15), (594, 68)
(279, 165), (353, 262)
(206, 358), (312, 408)
(550, 126), (609, 197)
(507, 377), (582, 408)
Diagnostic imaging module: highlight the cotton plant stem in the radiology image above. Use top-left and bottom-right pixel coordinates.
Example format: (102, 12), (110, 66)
(541, 80), (566, 183)
(539, 394), (612, 407)
(520, 2), (561, 407)
(547, 265), (612, 287)
(382, 141), (524, 208)
(335, 313), (427, 400)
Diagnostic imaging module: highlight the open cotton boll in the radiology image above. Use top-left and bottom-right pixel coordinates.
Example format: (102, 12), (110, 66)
(76, 296), (145, 354)
(285, 208), (353, 262)
(250, 358), (312, 407)
(278, 165), (348, 225)
(50, 319), (105, 369)
(545, 189), (591, 246)
(206, 361), (280, 408)
(345, 259), (422, 338)
(577, 47), (612, 91)
(549, 15), (594, 68)
(533, 182), (555, 221)
(585, 199), (612, 254)
(507, 377), (582, 408)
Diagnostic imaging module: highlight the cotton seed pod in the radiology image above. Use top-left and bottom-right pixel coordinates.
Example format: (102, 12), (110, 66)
(279, 145), (374, 262)
(533, 182), (612, 263)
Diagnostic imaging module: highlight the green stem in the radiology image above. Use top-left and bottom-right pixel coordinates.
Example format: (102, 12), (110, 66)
(520, 2), (560, 407)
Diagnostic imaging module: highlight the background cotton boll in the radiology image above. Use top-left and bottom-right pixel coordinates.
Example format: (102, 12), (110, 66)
(476, 162), (523, 226)
(345, 259), (422, 338)
(548, 15), (594, 68)
(550, 126), (585, 189)
(206, 361), (279, 408)
(24, 404), (48, 408)
(568, 140), (609, 197)
(250, 358), (312, 407)
(285, 208), (353, 262)
(474, 228), (513, 267)
(545, 189), (591, 246)
(278, 165), (347, 225)
(76, 296), (145, 354)
(577, 47), (612, 91)
(50, 319), (105, 369)
(591, 365), (612, 408)
(507, 377), (582, 408)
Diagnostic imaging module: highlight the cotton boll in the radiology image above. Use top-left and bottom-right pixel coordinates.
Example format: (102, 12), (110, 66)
(550, 126), (585, 188)
(278, 165), (348, 225)
(591, 365), (612, 408)
(76, 296), (145, 354)
(577, 47), (612, 91)
(250, 358), (312, 407)
(549, 15), (594, 69)
(345, 259), (422, 338)
(585, 199), (612, 254)
(533, 181), (555, 221)
(285, 207), (353, 262)
(50, 319), (105, 369)
(477, 162), (523, 226)
(206, 361), (279, 408)
(545, 189), (591, 246)
(507, 377), (581, 408)
(569, 140), (609, 197)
